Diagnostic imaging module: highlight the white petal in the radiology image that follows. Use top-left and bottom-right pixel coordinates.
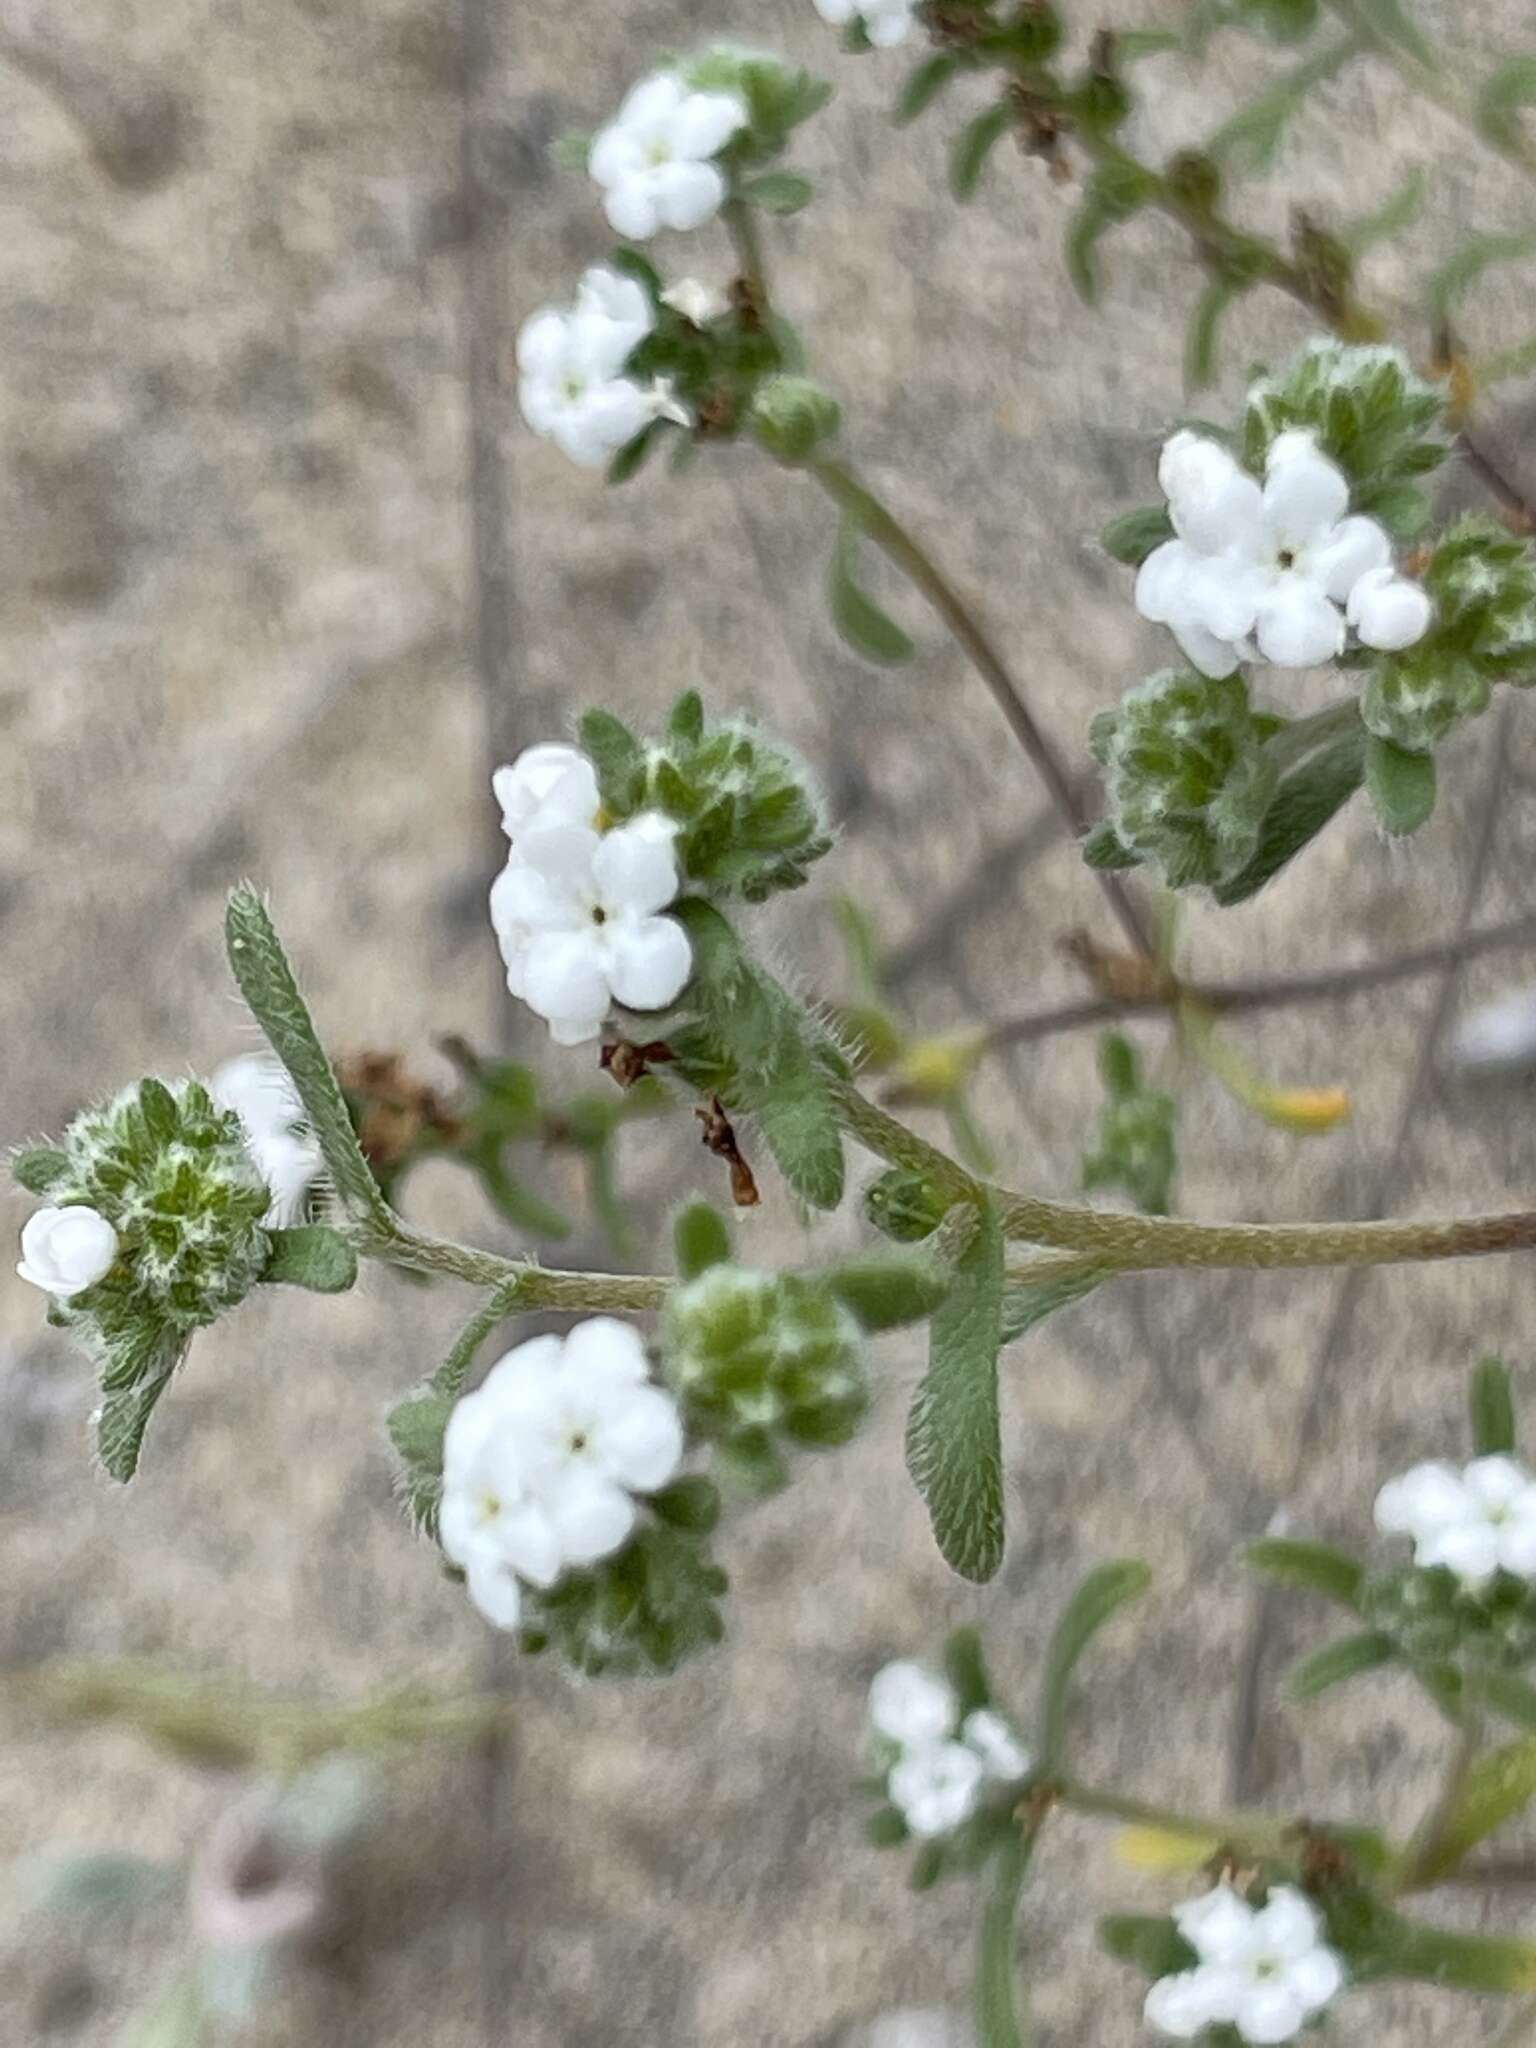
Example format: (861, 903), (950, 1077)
(464, 1551), (523, 1631)
(518, 823), (602, 893)
(515, 309), (570, 379)
(616, 72), (686, 135)
(813, 0), (857, 20)
(661, 277), (729, 324)
(865, 1), (915, 45)
(1180, 555), (1266, 645)
(1310, 516), (1391, 601)
(1464, 1455), (1534, 1510)
(868, 1661), (957, 1747)
(1420, 1517), (1501, 1585)
(1346, 565), (1433, 651)
(1282, 1943), (1344, 2011)
(521, 930), (611, 1034)
(1265, 428), (1321, 471)
(1145, 1969), (1231, 2039)
(888, 1741), (983, 1836)
(602, 915), (693, 1012)
(1159, 433), (1246, 549)
(1497, 1508), (1536, 1577)
(1171, 615), (1245, 678)
(1175, 1886), (1255, 1963)
(1135, 540), (1197, 625)
(476, 1334), (565, 1415)
(574, 266), (653, 353)
(592, 819), (681, 916)
(1252, 580), (1345, 668)
(1262, 447), (1350, 551)
(547, 1011), (606, 1047)
(593, 1385), (686, 1492)
(1250, 1889), (1322, 1961)
(588, 123), (645, 189)
(651, 159), (729, 232)
(1449, 988), (1536, 1073)
(602, 180), (663, 242)
(543, 1467), (636, 1565)
(561, 1316), (652, 1388)
(492, 745), (600, 838)
(669, 90), (748, 161)
(1375, 1460), (1469, 1536)
(960, 1710), (1031, 1782)
(490, 1497), (565, 1588)
(1234, 1981), (1307, 2045)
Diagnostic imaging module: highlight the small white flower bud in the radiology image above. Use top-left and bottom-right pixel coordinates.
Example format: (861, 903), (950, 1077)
(16, 1205), (118, 1298)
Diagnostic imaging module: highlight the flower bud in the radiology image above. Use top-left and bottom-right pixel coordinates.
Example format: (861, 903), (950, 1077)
(864, 1168), (951, 1243)
(750, 374), (842, 464)
(1090, 670), (1277, 890)
(662, 1267), (869, 1481)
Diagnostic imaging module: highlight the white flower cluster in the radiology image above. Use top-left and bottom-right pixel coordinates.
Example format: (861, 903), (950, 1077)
(17, 1205), (118, 1298)
(211, 1055), (322, 1226)
(1375, 1454), (1536, 1586)
(440, 1317), (686, 1632)
(868, 1660), (1031, 1838)
(590, 71), (748, 239)
(1136, 429), (1432, 679)
(517, 265), (687, 470)
(1144, 1885), (1344, 2045)
(488, 742), (693, 1045)
(812, 0), (916, 48)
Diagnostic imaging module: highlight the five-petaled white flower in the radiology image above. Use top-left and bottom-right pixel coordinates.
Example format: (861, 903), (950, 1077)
(440, 1317), (686, 1633)
(211, 1056), (322, 1226)
(17, 1205), (118, 1299)
(888, 1741), (986, 1838)
(1375, 1454), (1536, 1586)
(589, 72), (748, 240)
(1144, 1884), (1344, 2044)
(518, 265), (679, 469)
(961, 1708), (1032, 1783)
(812, 0), (917, 48)
(490, 810), (694, 1046)
(1136, 429), (1431, 677)
(867, 1660), (1032, 1838)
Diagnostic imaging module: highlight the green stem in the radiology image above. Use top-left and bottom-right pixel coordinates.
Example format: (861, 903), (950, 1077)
(355, 1219), (671, 1311)
(722, 192), (769, 299)
(1395, 1685), (1485, 1896)
(1056, 1778), (1294, 1856)
(976, 1824), (1037, 2048)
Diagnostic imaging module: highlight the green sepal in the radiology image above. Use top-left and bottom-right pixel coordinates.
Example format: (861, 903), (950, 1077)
(943, 1624), (993, 1718)
(96, 1345), (184, 1483)
(1100, 505), (1174, 567)
(12, 1147), (71, 1194)
(576, 708), (646, 814)
(1099, 1914), (1197, 1979)
(261, 1225), (358, 1294)
(1212, 722), (1366, 905)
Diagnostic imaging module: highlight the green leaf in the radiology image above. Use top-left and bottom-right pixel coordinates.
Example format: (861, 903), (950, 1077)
(1207, 36), (1360, 174)
(386, 1385), (452, 1475)
(1081, 821), (1140, 871)
(829, 513), (915, 666)
(975, 1829), (1030, 2048)
(1065, 199), (1111, 303)
(821, 1253), (949, 1331)
(1099, 1913), (1197, 1979)
(1288, 1629), (1397, 1699)
(650, 1474), (722, 1533)
(1364, 734), (1436, 837)
(905, 1198), (1006, 1582)
(864, 1806), (910, 1847)
(1350, 0), (1435, 67)
(12, 1146), (70, 1194)
(896, 53), (958, 123)
(96, 1354), (181, 1483)
(1099, 1032), (1139, 1098)
(742, 170), (814, 215)
(754, 1080), (846, 1210)
(261, 1224), (357, 1293)
(224, 887), (389, 1227)
(1429, 232), (1536, 320)
(1184, 280), (1238, 393)
(606, 421), (665, 486)
(575, 708), (646, 813)
(431, 1279), (521, 1400)
(1341, 167), (1425, 253)
(674, 1198), (733, 1280)
(1412, 1734), (1536, 1884)
(1472, 1356), (1517, 1457)
(1245, 1538), (1364, 1609)
(1485, 1670), (1536, 1730)
(668, 689), (705, 746)
(138, 1079), (180, 1147)
(1212, 723), (1366, 905)
(1480, 57), (1536, 153)
(1037, 1560), (1151, 1767)
(1375, 1915), (1536, 1993)
(950, 101), (1013, 201)
(998, 1263), (1106, 1345)
(943, 1625), (993, 1717)
(1101, 505), (1174, 567)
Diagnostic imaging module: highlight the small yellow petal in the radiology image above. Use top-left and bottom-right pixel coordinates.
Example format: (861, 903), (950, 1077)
(1252, 1085), (1353, 1134)
(1113, 1825), (1221, 1872)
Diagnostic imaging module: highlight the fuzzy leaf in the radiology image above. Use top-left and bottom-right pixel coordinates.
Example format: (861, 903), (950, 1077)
(668, 688), (705, 746)
(1207, 36), (1359, 173)
(1350, 0), (1434, 67)
(742, 170), (814, 215)
(905, 1198), (1005, 1581)
(950, 100), (1013, 201)
(821, 1253), (949, 1331)
(896, 53), (958, 123)
(12, 1147), (70, 1194)
(224, 888), (389, 1227)
(1429, 232), (1536, 320)
(96, 1354), (181, 1483)
(829, 514), (915, 666)
(943, 1625), (993, 1717)
(1472, 1356), (1517, 1457)
(1364, 734), (1436, 837)
(1212, 724), (1366, 904)
(1288, 1629), (1396, 1699)
(1037, 1560), (1152, 1766)
(1184, 280), (1238, 393)
(753, 1079), (846, 1210)
(1245, 1538), (1364, 1609)
(1101, 505), (1174, 567)
(650, 1475), (722, 1533)
(674, 1198), (733, 1280)
(1099, 1914), (1197, 1979)
(576, 708), (646, 813)
(1081, 821), (1141, 871)
(998, 1263), (1106, 1345)
(261, 1225), (357, 1293)
(1342, 167), (1426, 252)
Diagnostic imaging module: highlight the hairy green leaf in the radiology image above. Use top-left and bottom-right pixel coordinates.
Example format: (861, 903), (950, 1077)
(950, 101), (1013, 201)
(96, 1352), (181, 1483)
(1481, 57), (1536, 153)
(261, 1224), (357, 1294)
(1212, 723), (1366, 904)
(1472, 1356), (1517, 1456)
(1038, 1560), (1152, 1766)
(1208, 36), (1360, 174)
(1364, 733), (1436, 837)
(1101, 505), (1175, 566)
(999, 1263), (1107, 1345)
(12, 1146), (70, 1195)
(905, 1198), (1005, 1582)
(943, 1625), (993, 1717)
(1412, 1734), (1536, 1884)
(576, 707), (646, 812)
(1245, 1537), (1364, 1608)
(896, 52), (958, 123)
(1288, 1629), (1396, 1699)
(821, 1252), (949, 1331)
(829, 513), (915, 666)
(1350, 0), (1435, 68)
(742, 170), (814, 215)
(1185, 281), (1238, 392)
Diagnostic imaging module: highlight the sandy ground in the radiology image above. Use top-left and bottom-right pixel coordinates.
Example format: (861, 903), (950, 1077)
(5, 1), (1536, 2041)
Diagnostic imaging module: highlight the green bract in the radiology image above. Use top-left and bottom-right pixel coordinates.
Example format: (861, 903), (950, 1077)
(1088, 669), (1277, 890)
(1360, 1565), (1536, 1674)
(663, 1266), (869, 1490)
(1361, 517), (1536, 751)
(1242, 340), (1447, 538)
(518, 1504), (728, 1679)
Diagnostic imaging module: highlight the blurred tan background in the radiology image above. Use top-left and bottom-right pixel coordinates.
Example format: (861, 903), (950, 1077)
(5, 0), (1536, 2041)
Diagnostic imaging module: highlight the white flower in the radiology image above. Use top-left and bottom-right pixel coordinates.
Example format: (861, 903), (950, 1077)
(644, 376), (692, 429)
(517, 265), (657, 468)
(961, 1709), (1031, 1783)
(440, 1318), (686, 1633)
(211, 1055), (322, 1226)
(17, 1205), (118, 1298)
(1448, 985), (1536, 1074)
(1136, 429), (1430, 677)
(489, 814), (693, 1045)
(888, 1741), (985, 1838)
(1145, 1885), (1344, 2044)
(812, 0), (916, 48)
(492, 743), (600, 842)
(1375, 1455), (1536, 1586)
(589, 72), (748, 240)
(868, 1660), (958, 1748)
(661, 277), (730, 325)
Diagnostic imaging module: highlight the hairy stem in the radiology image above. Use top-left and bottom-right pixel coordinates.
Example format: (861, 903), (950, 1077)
(356, 1219), (671, 1310)
(976, 1823), (1038, 2048)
